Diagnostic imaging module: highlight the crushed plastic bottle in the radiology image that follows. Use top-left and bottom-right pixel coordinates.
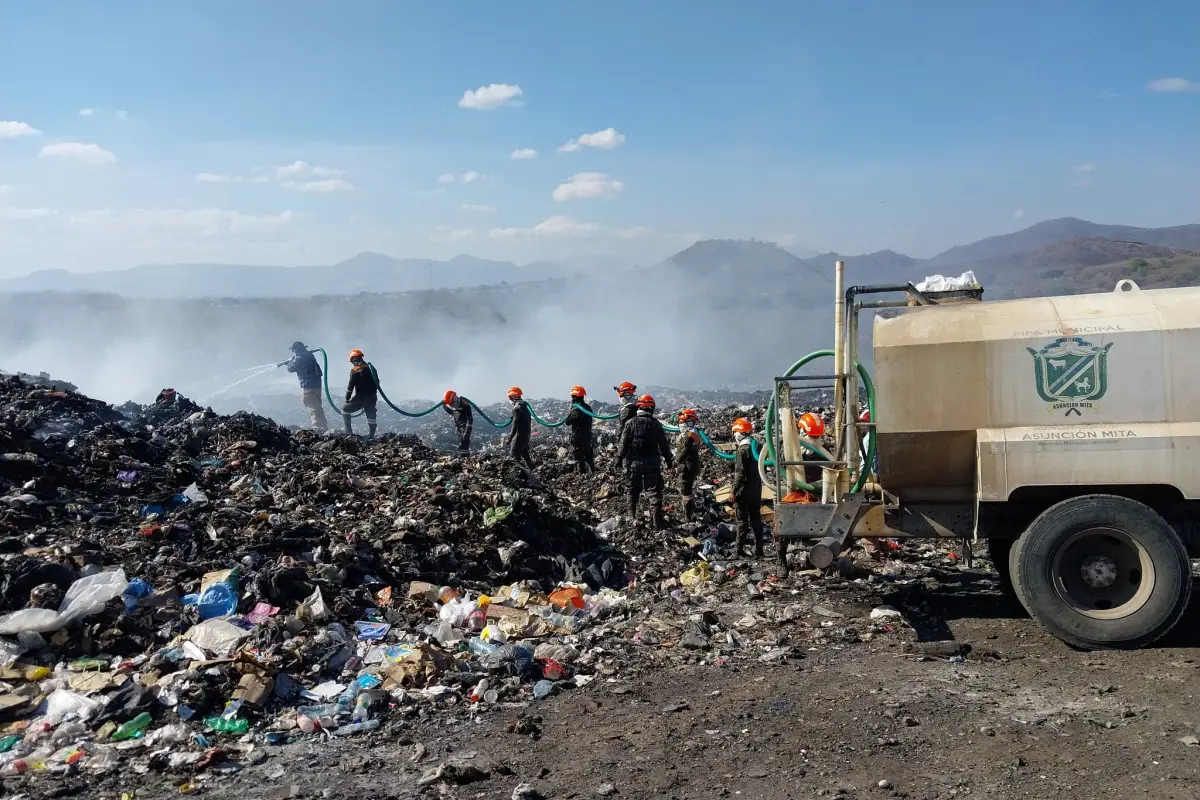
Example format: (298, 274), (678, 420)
(468, 637), (500, 657)
(204, 716), (250, 734)
(111, 712), (152, 741)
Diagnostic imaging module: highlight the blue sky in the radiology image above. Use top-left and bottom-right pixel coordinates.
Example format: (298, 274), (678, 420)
(0, 0), (1197, 274)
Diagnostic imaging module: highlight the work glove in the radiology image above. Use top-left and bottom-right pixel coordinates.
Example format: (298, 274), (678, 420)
(276, 361), (288, 368)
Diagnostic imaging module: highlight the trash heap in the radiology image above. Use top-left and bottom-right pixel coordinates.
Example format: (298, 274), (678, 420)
(0, 373), (907, 791)
(0, 375), (646, 782)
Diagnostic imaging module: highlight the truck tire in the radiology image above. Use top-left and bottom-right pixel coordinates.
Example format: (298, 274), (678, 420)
(1014, 495), (1191, 650)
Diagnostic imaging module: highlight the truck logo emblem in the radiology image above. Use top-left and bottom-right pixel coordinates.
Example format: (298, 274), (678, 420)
(1027, 336), (1113, 415)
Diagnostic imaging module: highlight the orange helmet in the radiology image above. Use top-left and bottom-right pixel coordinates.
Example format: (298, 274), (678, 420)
(635, 394), (656, 409)
(731, 418), (753, 435)
(677, 408), (698, 424)
(348, 349), (365, 361)
(570, 385), (586, 398)
(614, 381), (636, 396)
(798, 412), (825, 438)
(443, 390), (457, 405)
(859, 409), (871, 423)
(507, 386), (523, 399)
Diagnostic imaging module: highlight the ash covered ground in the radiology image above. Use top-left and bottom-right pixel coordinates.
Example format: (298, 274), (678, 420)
(0, 373), (1198, 800)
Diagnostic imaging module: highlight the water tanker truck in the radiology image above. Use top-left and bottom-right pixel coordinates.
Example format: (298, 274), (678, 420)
(770, 264), (1197, 650)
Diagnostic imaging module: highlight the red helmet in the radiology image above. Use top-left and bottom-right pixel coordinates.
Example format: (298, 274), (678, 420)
(731, 418), (753, 435)
(348, 349), (365, 361)
(614, 381), (636, 396)
(507, 386), (523, 399)
(859, 409), (871, 423)
(798, 412), (825, 438)
(570, 385), (586, 398)
(443, 390), (457, 405)
(635, 394), (656, 410)
(677, 408), (698, 424)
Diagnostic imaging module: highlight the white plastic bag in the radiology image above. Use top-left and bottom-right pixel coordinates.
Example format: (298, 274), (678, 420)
(0, 569), (128, 634)
(44, 689), (100, 724)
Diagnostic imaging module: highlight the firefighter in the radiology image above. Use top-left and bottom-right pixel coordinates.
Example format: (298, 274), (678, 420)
(505, 386), (534, 469)
(281, 341), (327, 430)
(778, 411), (827, 575)
(442, 390), (473, 455)
(615, 394), (673, 529)
(342, 349), (378, 439)
(731, 417), (766, 558)
(613, 381), (638, 439)
(673, 408), (703, 521)
(565, 385), (596, 473)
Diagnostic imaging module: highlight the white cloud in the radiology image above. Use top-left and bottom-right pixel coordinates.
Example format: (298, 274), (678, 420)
(1072, 163), (1096, 173)
(195, 172), (241, 183)
(0, 184), (7, 195)
(461, 204), (496, 213)
(275, 161), (310, 178)
(38, 142), (117, 164)
(282, 178), (353, 192)
(457, 83), (524, 110)
(552, 172), (624, 202)
(1147, 77), (1200, 93)
(115, 110), (130, 121)
(311, 165), (345, 177)
(431, 225), (476, 242)
(1013, 208), (1025, 220)
(510, 148), (538, 160)
(0, 121), (42, 139)
(79, 108), (96, 117)
(461, 170), (484, 184)
(558, 127), (626, 153)
(437, 173), (457, 184)
(489, 215), (649, 240)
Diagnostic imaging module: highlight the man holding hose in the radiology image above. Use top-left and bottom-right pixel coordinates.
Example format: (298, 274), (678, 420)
(343, 349), (378, 439)
(280, 341), (327, 430)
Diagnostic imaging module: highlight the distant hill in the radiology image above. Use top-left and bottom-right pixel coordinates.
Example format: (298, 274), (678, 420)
(0, 252), (625, 299)
(924, 217), (1200, 271)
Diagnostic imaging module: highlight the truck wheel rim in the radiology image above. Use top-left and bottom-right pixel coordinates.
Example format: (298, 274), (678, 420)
(1050, 527), (1155, 620)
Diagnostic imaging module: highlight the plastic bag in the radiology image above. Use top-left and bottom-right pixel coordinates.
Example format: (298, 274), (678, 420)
(0, 570), (128, 634)
(438, 599), (475, 627)
(183, 618), (251, 657)
(296, 587), (331, 623)
(680, 563), (712, 588)
(44, 689), (100, 724)
(915, 270), (980, 292)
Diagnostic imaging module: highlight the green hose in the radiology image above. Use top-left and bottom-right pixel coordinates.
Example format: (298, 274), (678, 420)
(367, 364), (441, 418)
(313, 348), (362, 418)
(764, 351), (876, 494)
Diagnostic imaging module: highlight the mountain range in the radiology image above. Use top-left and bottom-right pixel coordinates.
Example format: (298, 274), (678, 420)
(1, 216), (1199, 301)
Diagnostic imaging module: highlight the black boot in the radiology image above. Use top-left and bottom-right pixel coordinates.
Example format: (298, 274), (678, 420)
(342, 416), (353, 435)
(754, 534), (764, 558)
(367, 423), (377, 439)
(735, 530), (746, 557)
(777, 539), (790, 578)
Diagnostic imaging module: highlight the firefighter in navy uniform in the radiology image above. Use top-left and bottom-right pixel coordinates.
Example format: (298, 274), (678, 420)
(614, 381), (638, 439)
(282, 341), (327, 430)
(342, 349), (378, 439)
(615, 394), (673, 529)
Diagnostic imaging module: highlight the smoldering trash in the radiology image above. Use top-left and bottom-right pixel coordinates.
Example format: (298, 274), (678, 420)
(0, 373), (949, 791)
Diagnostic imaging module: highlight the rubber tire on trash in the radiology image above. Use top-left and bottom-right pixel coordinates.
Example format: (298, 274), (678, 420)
(985, 537), (1016, 599)
(1012, 494), (1191, 650)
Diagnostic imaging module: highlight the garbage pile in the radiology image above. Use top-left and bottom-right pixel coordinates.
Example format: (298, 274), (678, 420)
(0, 373), (897, 791)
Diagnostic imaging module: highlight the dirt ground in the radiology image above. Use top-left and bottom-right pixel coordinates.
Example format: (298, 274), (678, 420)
(19, 558), (1200, 800)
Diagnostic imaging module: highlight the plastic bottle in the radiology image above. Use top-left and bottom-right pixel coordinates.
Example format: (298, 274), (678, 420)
(468, 608), (487, 632)
(468, 637), (499, 657)
(297, 703), (347, 718)
(332, 719), (380, 736)
(296, 714), (318, 734)
(470, 679), (489, 703)
(352, 693), (371, 724)
(111, 712), (152, 741)
(203, 717), (250, 734)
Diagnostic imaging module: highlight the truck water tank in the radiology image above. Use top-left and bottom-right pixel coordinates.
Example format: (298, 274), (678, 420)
(871, 282), (1200, 496)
